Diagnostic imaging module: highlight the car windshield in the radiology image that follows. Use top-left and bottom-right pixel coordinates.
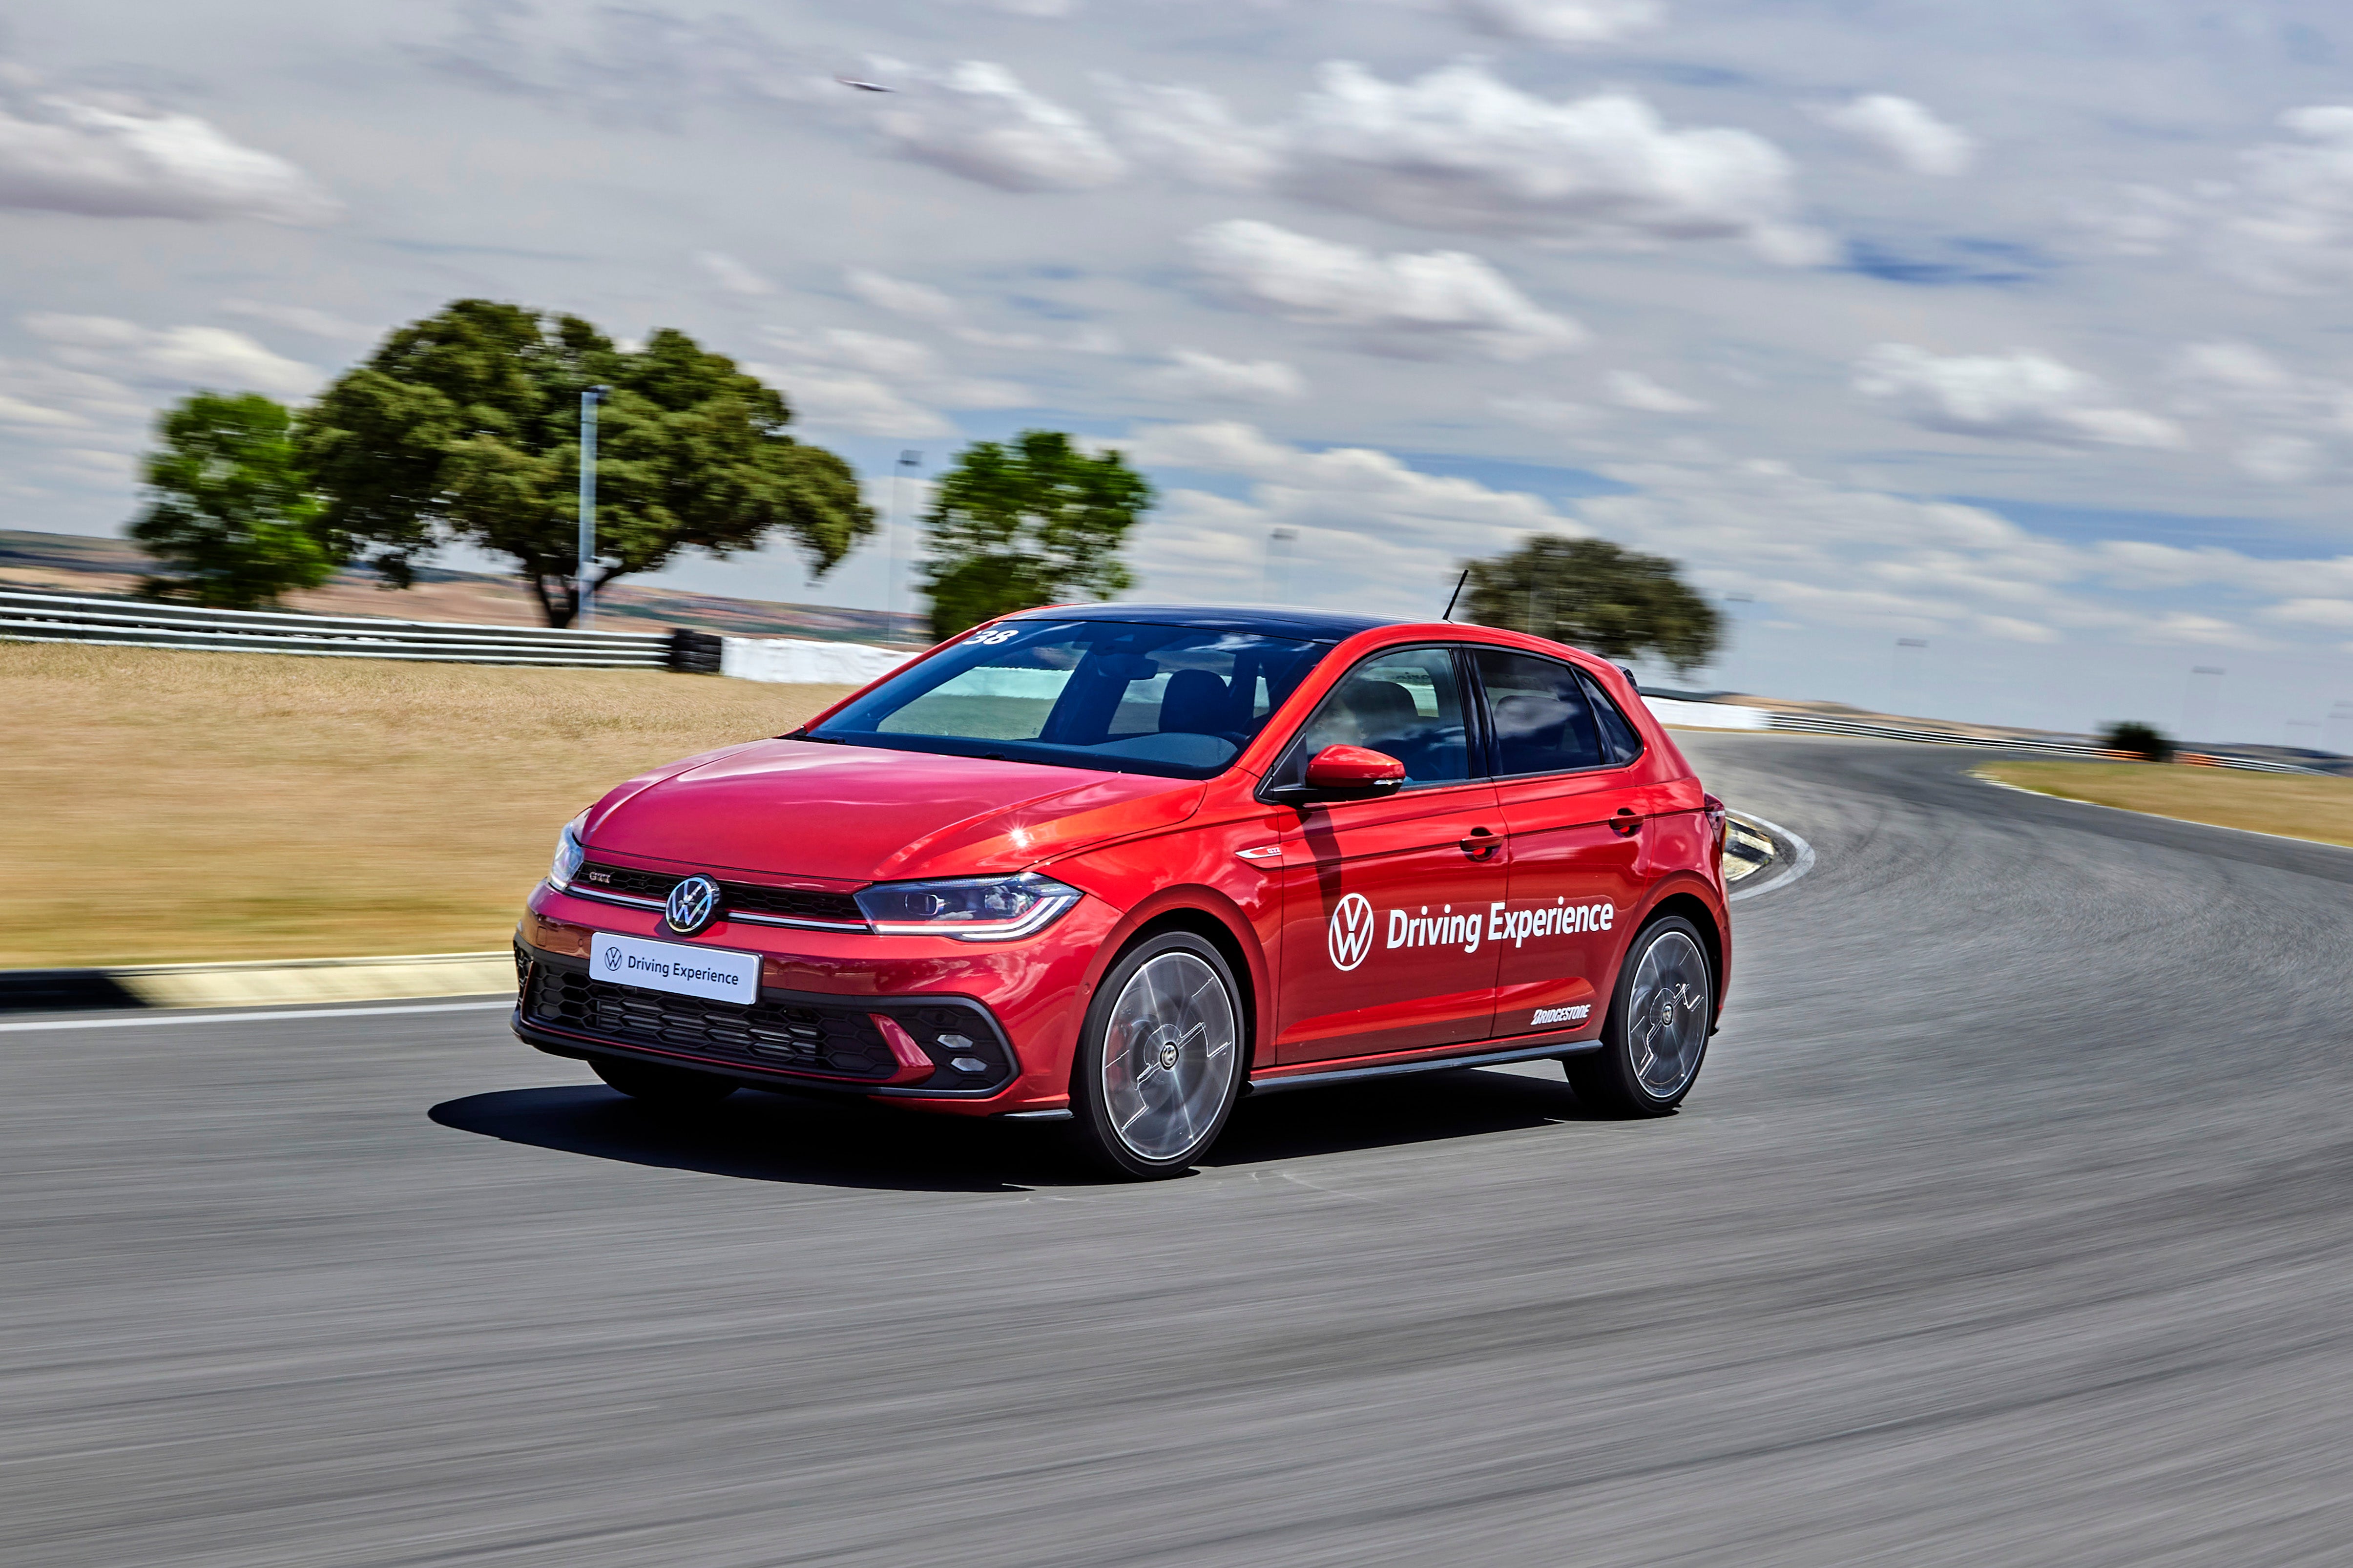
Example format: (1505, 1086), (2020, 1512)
(807, 620), (1330, 779)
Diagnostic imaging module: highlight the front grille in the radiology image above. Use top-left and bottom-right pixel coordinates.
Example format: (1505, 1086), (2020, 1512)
(528, 964), (897, 1077)
(521, 959), (1019, 1092)
(574, 861), (865, 926)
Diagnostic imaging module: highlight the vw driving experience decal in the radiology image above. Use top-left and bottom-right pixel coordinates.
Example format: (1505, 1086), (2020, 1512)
(1330, 897), (1617, 966)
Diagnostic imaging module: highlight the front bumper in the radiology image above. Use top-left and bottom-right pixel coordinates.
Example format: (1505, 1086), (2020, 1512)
(513, 883), (1115, 1113)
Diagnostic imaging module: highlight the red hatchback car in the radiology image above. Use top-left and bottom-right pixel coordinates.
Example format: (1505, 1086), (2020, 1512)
(513, 605), (1730, 1177)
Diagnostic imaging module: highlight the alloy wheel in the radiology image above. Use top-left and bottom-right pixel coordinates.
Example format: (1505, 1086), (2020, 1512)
(1099, 951), (1239, 1162)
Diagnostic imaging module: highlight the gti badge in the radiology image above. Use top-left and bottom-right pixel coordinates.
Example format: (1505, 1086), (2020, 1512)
(1327, 892), (1374, 972)
(664, 875), (722, 935)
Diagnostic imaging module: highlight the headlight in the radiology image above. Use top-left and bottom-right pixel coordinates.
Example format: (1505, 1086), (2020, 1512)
(855, 872), (1082, 941)
(547, 815), (587, 891)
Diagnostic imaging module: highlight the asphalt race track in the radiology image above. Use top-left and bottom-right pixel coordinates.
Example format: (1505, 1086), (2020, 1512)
(10, 734), (2353, 1566)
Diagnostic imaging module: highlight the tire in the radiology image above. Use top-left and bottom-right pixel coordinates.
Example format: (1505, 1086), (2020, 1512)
(1070, 931), (1246, 1179)
(1566, 914), (1713, 1116)
(591, 1057), (738, 1106)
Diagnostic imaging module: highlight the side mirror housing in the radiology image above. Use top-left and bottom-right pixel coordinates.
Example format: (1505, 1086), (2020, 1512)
(1269, 744), (1408, 804)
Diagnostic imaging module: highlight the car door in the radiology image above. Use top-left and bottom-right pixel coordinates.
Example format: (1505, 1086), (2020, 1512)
(1270, 646), (1505, 1064)
(1471, 648), (1651, 1039)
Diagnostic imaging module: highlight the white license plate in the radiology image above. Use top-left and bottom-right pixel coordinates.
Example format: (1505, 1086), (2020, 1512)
(590, 932), (761, 1004)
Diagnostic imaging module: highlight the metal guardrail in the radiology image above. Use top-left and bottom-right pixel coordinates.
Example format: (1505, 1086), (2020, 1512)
(1764, 711), (2316, 774)
(0, 588), (670, 668)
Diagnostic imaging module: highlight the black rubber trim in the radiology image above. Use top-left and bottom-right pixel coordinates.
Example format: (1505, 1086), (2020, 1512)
(1246, 1036), (1602, 1095)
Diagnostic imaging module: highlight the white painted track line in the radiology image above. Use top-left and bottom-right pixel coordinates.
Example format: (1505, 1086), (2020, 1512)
(1727, 812), (1817, 902)
(0, 999), (512, 1033)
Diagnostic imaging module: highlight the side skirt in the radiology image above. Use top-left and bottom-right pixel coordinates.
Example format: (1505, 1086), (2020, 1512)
(1246, 1037), (1602, 1096)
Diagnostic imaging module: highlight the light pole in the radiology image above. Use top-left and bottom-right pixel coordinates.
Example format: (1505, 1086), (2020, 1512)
(576, 384), (609, 628)
(888, 449), (922, 642)
(1720, 593), (1754, 692)
(1264, 527), (1297, 602)
(1892, 637), (1927, 716)
(2184, 665), (2225, 743)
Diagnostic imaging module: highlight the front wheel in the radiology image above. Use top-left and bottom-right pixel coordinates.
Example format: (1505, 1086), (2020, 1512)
(1567, 915), (1713, 1116)
(1071, 932), (1245, 1179)
(592, 1057), (738, 1106)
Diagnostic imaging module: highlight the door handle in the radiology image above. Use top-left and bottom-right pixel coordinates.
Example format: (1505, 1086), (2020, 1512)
(1611, 808), (1644, 837)
(1460, 826), (1500, 862)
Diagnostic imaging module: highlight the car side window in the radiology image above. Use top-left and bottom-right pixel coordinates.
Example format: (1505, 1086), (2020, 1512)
(1283, 647), (1471, 787)
(1474, 649), (1609, 776)
(1579, 671), (1645, 765)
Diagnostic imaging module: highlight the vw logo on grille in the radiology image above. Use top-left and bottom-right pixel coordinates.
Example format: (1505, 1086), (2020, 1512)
(1327, 893), (1374, 971)
(664, 875), (722, 935)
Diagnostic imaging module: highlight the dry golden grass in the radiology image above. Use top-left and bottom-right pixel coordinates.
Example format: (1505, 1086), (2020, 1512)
(1979, 760), (2353, 850)
(1, 643), (854, 966)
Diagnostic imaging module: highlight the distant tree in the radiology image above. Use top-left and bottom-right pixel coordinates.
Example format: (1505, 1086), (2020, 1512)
(920, 430), (1154, 638)
(1462, 535), (1722, 676)
(129, 391), (336, 609)
(296, 299), (873, 627)
(2101, 720), (2174, 761)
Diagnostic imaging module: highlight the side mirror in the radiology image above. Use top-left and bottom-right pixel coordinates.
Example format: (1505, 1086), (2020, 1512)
(1269, 743), (1407, 804)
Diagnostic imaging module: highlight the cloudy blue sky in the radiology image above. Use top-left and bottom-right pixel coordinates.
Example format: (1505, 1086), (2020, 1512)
(7, 0), (2353, 741)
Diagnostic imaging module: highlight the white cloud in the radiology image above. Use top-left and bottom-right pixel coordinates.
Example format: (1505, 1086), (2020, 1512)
(1853, 344), (2183, 450)
(1187, 219), (1587, 361)
(2214, 106), (2353, 294)
(750, 362), (955, 439)
(0, 390), (86, 430)
(1448, 0), (1665, 46)
(2167, 339), (2353, 483)
(22, 313), (320, 399)
(0, 86), (337, 223)
(874, 61), (1125, 192)
(1811, 94), (1975, 177)
(218, 300), (379, 342)
(847, 268), (960, 323)
(952, 0), (1080, 13)
(695, 250), (774, 296)
(1127, 62), (1822, 262)
(1118, 419), (1586, 608)
(755, 325), (1032, 438)
(1606, 369), (1710, 413)
(1489, 394), (1603, 432)
(1108, 81), (1283, 190)
(1139, 349), (1307, 403)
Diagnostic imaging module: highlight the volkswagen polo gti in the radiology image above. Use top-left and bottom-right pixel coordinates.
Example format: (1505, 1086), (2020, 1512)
(512, 604), (1731, 1177)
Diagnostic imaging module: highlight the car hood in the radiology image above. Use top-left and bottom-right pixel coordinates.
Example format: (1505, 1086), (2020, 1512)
(584, 738), (1204, 885)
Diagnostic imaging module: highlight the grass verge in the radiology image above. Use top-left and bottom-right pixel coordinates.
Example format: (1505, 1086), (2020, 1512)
(1977, 760), (2353, 850)
(3, 642), (854, 966)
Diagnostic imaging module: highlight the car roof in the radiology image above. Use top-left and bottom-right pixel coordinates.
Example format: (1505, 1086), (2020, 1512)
(1010, 602), (1410, 643)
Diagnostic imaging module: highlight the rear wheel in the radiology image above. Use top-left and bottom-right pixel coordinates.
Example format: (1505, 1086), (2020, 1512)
(591, 1057), (738, 1105)
(1071, 932), (1244, 1179)
(1567, 915), (1713, 1116)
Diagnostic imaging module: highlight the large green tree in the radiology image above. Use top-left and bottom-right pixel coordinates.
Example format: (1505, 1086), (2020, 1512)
(296, 300), (873, 627)
(130, 391), (336, 609)
(920, 430), (1154, 638)
(1463, 535), (1722, 676)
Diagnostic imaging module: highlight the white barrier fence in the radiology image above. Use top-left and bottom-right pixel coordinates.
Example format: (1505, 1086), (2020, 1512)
(0, 588), (670, 667)
(720, 636), (918, 686)
(1641, 694), (2316, 774)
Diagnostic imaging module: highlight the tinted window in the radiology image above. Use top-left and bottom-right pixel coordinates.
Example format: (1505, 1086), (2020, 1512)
(1281, 647), (1471, 787)
(1474, 650), (1606, 775)
(810, 620), (1327, 779)
(1579, 670), (1645, 765)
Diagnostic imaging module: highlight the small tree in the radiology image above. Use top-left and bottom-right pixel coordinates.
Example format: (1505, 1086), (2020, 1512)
(2101, 721), (2174, 761)
(1462, 535), (1721, 676)
(297, 299), (873, 627)
(130, 391), (336, 609)
(920, 430), (1154, 638)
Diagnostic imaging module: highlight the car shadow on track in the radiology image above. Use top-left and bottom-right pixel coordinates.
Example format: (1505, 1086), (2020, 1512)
(428, 1066), (1618, 1193)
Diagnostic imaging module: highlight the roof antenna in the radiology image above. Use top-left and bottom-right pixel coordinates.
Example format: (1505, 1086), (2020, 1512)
(1440, 568), (1468, 622)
